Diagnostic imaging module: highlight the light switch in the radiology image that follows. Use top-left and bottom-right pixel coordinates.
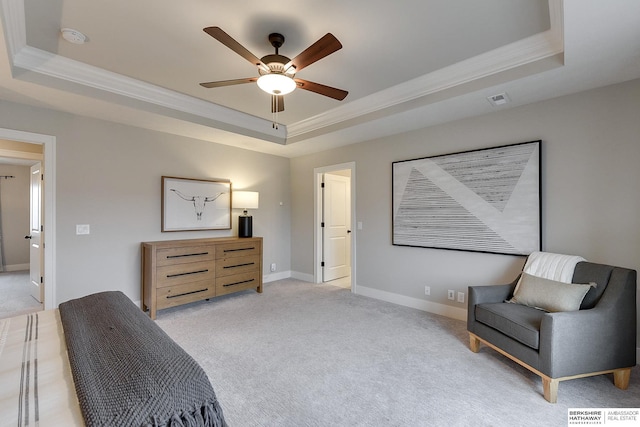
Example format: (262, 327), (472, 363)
(76, 224), (90, 235)
(357, 221), (363, 230)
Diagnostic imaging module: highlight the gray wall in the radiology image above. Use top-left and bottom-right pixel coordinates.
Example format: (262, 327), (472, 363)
(0, 78), (638, 345)
(0, 164), (30, 269)
(0, 101), (291, 304)
(291, 78), (640, 340)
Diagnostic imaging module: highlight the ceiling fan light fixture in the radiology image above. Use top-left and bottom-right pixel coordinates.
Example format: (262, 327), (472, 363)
(257, 73), (296, 95)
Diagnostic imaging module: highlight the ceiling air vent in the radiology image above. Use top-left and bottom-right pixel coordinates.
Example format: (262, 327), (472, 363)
(487, 92), (510, 107)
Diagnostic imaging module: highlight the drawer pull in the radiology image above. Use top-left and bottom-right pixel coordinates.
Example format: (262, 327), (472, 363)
(166, 288), (209, 299)
(223, 247), (255, 253)
(223, 278), (255, 287)
(167, 252), (209, 259)
(223, 262), (255, 269)
(166, 269), (209, 278)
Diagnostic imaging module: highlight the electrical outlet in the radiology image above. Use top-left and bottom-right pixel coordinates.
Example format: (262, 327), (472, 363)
(76, 224), (90, 235)
(270, 263), (276, 272)
(424, 286), (430, 296)
(457, 291), (465, 303)
(447, 290), (455, 300)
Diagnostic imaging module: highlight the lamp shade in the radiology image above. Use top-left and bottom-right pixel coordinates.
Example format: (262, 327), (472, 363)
(232, 191), (259, 210)
(257, 74), (296, 95)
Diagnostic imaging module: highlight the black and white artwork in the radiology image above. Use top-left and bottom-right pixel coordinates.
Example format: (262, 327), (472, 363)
(162, 176), (231, 231)
(392, 141), (541, 255)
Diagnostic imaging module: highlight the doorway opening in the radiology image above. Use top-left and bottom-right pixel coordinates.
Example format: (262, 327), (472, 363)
(314, 162), (356, 291)
(0, 128), (56, 312)
(0, 150), (42, 317)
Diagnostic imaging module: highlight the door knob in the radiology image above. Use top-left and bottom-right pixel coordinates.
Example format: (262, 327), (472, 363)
(347, 230), (352, 233)
(25, 235), (32, 239)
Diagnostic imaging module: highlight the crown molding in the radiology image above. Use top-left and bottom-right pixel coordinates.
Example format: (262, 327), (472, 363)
(2, 0), (563, 146)
(1, 0), (26, 57)
(287, 0), (564, 140)
(12, 47), (287, 143)
(1, 0), (286, 143)
(13, 46), (277, 129)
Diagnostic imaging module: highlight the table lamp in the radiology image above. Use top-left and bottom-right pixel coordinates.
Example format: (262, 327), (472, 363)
(232, 191), (259, 237)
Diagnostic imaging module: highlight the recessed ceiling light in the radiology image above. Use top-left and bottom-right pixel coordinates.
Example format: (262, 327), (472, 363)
(61, 28), (87, 44)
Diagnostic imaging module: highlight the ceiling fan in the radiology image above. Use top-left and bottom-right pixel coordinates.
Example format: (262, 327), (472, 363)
(200, 27), (348, 118)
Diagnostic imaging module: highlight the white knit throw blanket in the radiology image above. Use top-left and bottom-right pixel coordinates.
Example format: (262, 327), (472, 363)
(522, 251), (586, 283)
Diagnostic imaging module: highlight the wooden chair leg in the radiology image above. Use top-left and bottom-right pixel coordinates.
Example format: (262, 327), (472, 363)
(613, 368), (631, 390)
(469, 334), (481, 353)
(542, 377), (559, 403)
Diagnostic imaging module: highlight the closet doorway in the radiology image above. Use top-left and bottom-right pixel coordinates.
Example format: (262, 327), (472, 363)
(314, 162), (356, 291)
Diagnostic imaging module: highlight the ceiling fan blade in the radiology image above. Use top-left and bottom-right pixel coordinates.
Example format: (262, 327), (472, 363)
(271, 95), (285, 113)
(285, 33), (342, 73)
(200, 77), (257, 88)
(294, 79), (348, 101)
(203, 27), (268, 70)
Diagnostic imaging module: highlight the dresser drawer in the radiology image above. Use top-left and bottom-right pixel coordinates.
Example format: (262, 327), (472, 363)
(157, 261), (215, 288)
(157, 281), (216, 309)
(216, 271), (261, 296)
(216, 255), (260, 278)
(215, 242), (261, 259)
(157, 245), (215, 266)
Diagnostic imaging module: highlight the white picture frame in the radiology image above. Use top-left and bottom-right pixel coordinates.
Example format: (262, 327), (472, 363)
(161, 176), (231, 232)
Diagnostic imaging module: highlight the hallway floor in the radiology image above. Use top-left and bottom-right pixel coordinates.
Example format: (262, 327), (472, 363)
(0, 270), (42, 319)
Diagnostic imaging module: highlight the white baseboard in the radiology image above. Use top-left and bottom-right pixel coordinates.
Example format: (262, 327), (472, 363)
(355, 285), (468, 322)
(290, 271), (314, 283)
(3, 264), (29, 272)
(263, 271), (292, 283)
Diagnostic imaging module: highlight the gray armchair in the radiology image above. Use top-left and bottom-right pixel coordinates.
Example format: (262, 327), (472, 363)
(467, 261), (637, 403)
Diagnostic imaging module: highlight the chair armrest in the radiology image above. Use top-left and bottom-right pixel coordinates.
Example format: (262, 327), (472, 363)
(539, 268), (637, 377)
(468, 282), (516, 305)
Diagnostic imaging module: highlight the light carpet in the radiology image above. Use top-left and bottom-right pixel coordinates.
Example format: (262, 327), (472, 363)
(0, 270), (42, 319)
(156, 279), (639, 427)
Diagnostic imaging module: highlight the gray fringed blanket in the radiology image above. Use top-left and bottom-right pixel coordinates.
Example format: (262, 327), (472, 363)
(59, 291), (227, 427)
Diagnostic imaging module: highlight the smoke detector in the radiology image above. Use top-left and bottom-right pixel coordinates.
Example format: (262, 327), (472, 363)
(487, 92), (510, 107)
(61, 28), (87, 44)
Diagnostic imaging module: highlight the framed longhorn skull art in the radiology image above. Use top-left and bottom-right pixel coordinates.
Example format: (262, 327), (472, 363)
(161, 176), (232, 231)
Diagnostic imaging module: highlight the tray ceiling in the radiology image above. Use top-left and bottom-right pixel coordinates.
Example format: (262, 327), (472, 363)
(1, 0), (639, 157)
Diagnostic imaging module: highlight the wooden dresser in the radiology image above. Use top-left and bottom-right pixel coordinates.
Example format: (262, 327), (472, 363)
(141, 237), (262, 319)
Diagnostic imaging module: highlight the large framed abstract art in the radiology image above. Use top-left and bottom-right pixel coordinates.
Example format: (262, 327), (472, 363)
(392, 140), (541, 256)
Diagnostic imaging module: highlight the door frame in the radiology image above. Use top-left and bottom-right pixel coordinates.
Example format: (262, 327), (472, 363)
(0, 127), (56, 310)
(314, 162), (356, 290)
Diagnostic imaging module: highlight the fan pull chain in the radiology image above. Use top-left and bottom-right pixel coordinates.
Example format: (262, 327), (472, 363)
(272, 95), (279, 129)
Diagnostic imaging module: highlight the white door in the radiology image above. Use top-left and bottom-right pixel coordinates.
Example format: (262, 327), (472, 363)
(28, 163), (43, 302)
(322, 173), (351, 282)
